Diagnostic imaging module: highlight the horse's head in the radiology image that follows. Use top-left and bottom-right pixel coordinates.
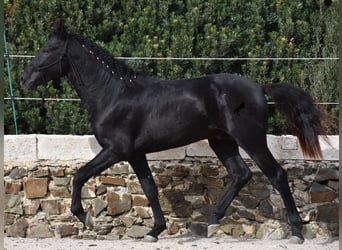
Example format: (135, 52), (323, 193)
(21, 19), (69, 90)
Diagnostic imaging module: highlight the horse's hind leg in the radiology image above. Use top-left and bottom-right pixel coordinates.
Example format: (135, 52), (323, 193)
(129, 155), (166, 242)
(207, 138), (252, 237)
(235, 129), (304, 243)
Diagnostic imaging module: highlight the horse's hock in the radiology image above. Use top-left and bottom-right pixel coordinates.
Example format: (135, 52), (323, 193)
(4, 135), (339, 240)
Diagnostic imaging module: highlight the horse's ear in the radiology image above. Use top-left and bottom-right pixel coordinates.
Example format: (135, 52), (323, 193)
(53, 19), (67, 39)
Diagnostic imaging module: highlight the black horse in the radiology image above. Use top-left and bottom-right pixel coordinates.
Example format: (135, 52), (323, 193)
(22, 19), (327, 243)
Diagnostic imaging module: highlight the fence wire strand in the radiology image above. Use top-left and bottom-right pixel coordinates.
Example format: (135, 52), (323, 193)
(4, 54), (340, 61)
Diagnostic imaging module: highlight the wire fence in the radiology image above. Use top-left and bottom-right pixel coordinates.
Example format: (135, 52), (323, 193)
(4, 54), (340, 103)
(3, 97), (339, 106)
(4, 38), (340, 134)
(4, 53), (340, 61)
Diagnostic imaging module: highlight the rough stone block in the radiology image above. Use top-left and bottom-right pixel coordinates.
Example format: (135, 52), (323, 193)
(55, 224), (79, 238)
(29, 167), (49, 178)
(96, 184), (107, 196)
(199, 176), (224, 188)
(50, 167), (65, 177)
(187, 222), (207, 237)
(310, 182), (338, 203)
(53, 177), (71, 186)
(248, 182), (270, 200)
(23, 199), (40, 215)
(23, 178), (48, 199)
(6, 218), (29, 237)
(260, 220), (290, 240)
(5, 181), (22, 194)
(159, 189), (185, 213)
(185, 195), (205, 209)
(50, 186), (71, 198)
(202, 164), (220, 177)
(81, 186), (96, 198)
(81, 179), (96, 198)
(168, 222), (180, 235)
(174, 201), (192, 217)
(170, 164), (191, 177)
(127, 180), (144, 194)
(94, 197), (108, 217)
(94, 224), (113, 235)
(5, 194), (23, 215)
(132, 195), (149, 207)
(185, 182), (206, 195)
(303, 222), (322, 239)
(236, 207), (256, 221)
(107, 191), (132, 216)
(207, 188), (227, 205)
(120, 214), (135, 227)
(9, 167), (27, 180)
(101, 176), (126, 186)
(242, 224), (256, 237)
(132, 206), (151, 219)
(236, 194), (260, 209)
(327, 180), (339, 191)
(104, 162), (130, 175)
(153, 175), (171, 188)
(4, 214), (16, 225)
(41, 199), (61, 215)
(126, 225), (150, 239)
(27, 223), (54, 238)
(258, 200), (274, 218)
(314, 167), (339, 181)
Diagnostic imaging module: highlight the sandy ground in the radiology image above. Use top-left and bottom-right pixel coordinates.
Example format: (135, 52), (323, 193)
(4, 235), (339, 250)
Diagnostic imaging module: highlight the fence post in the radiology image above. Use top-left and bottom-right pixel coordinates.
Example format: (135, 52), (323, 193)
(4, 30), (19, 134)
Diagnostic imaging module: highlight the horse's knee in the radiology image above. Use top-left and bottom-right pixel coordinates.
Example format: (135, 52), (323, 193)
(226, 156), (252, 186)
(73, 171), (87, 188)
(234, 168), (252, 187)
(270, 167), (288, 190)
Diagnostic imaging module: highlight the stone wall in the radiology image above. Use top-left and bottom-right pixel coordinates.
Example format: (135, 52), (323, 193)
(4, 135), (339, 240)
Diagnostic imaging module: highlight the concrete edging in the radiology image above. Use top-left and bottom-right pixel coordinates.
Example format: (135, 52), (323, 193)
(4, 134), (339, 165)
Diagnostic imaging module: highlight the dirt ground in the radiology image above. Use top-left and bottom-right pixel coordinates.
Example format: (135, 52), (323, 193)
(4, 235), (339, 250)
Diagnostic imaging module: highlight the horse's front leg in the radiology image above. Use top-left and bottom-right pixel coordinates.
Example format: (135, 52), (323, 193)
(71, 148), (119, 228)
(129, 155), (166, 242)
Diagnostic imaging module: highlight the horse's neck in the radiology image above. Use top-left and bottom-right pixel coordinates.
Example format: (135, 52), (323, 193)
(66, 42), (123, 115)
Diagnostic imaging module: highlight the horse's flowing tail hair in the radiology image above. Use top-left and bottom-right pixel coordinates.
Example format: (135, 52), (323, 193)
(263, 83), (327, 159)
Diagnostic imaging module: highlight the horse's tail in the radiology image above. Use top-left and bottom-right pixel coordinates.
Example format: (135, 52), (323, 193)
(263, 83), (327, 159)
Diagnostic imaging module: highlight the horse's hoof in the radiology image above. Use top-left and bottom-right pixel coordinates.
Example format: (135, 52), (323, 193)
(207, 224), (220, 238)
(289, 236), (304, 244)
(85, 213), (94, 230)
(143, 235), (158, 242)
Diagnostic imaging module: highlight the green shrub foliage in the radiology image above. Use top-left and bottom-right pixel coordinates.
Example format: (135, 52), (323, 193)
(4, 0), (338, 134)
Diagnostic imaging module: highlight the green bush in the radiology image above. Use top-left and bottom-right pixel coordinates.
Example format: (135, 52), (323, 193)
(4, 0), (339, 134)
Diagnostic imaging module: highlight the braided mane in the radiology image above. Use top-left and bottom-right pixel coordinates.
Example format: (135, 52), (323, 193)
(70, 33), (137, 84)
